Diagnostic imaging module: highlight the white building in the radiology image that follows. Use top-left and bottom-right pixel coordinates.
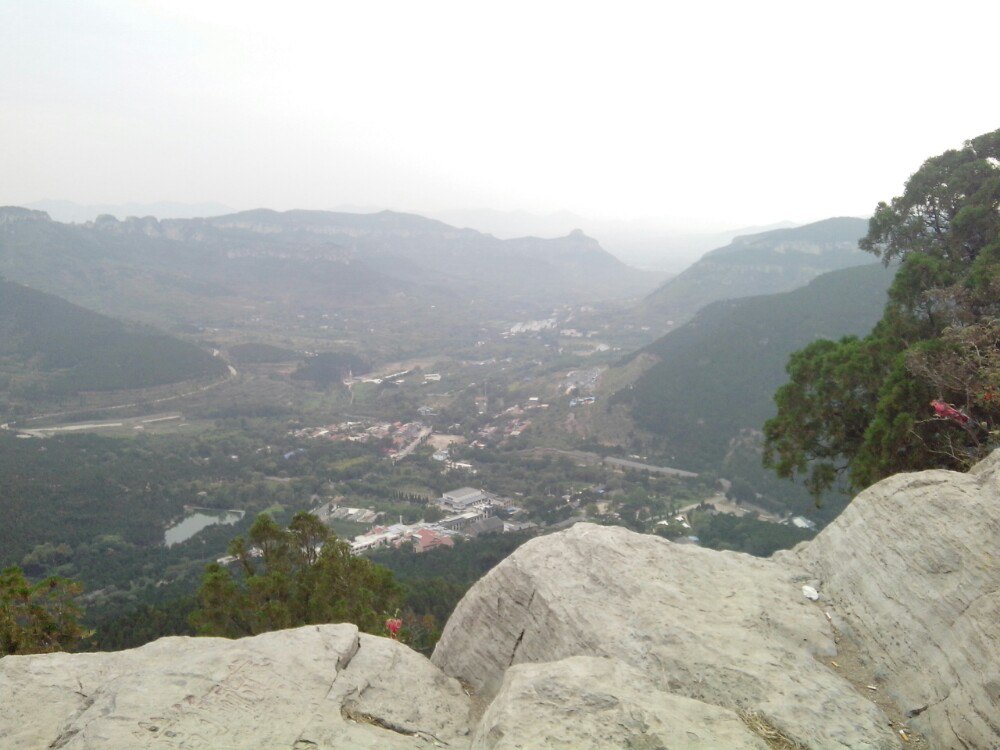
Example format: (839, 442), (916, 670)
(440, 487), (490, 510)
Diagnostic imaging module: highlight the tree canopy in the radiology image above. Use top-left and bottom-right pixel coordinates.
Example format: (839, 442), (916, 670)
(764, 129), (1000, 496)
(0, 566), (88, 656)
(191, 512), (402, 638)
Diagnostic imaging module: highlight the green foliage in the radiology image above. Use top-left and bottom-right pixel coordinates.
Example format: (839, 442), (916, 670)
(766, 129), (1000, 496)
(860, 131), (1000, 271)
(291, 351), (372, 387)
(687, 513), (814, 557)
(726, 478), (757, 505)
(0, 278), (225, 400)
(626, 263), (894, 469)
(228, 342), (300, 364)
(1, 566), (88, 655)
(87, 597), (197, 651)
(643, 217), (872, 320)
(764, 336), (893, 495)
(191, 512), (403, 638)
(0, 424), (387, 623)
(0, 433), (201, 562)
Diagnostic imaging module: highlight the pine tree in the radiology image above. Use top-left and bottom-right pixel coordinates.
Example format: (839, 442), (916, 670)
(191, 512), (402, 638)
(764, 129), (1000, 496)
(0, 566), (88, 655)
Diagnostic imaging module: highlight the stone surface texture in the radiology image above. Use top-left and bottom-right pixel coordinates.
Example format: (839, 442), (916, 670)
(0, 624), (470, 749)
(2, 454), (998, 749)
(472, 655), (770, 750)
(433, 523), (897, 749)
(789, 452), (1000, 749)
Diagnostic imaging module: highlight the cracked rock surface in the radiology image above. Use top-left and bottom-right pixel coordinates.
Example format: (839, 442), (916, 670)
(0, 624), (470, 749)
(472, 655), (771, 749)
(788, 451), (1000, 749)
(433, 523), (897, 749)
(434, 451), (1000, 750)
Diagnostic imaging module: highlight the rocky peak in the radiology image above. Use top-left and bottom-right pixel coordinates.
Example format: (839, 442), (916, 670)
(0, 206), (52, 225)
(87, 214), (166, 237)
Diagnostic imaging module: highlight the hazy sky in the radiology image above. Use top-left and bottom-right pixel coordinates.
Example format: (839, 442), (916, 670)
(2, 0), (997, 229)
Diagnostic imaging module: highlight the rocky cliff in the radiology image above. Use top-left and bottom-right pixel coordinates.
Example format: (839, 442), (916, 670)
(3, 454), (998, 749)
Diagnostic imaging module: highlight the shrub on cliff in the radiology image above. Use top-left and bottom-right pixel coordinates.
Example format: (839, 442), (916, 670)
(191, 512), (402, 638)
(0, 566), (88, 655)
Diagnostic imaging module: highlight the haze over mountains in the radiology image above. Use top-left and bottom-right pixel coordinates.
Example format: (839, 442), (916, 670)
(0, 204), (887, 435)
(428, 208), (798, 273)
(0, 202), (899, 524)
(0, 207), (655, 330)
(21, 200), (799, 276)
(642, 217), (872, 326)
(24, 200), (236, 225)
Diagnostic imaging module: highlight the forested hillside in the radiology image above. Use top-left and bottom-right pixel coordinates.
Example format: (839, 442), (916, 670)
(618, 262), (896, 467)
(0, 278), (225, 403)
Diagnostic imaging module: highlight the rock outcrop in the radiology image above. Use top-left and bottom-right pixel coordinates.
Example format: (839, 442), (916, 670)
(472, 656), (771, 749)
(434, 452), (1000, 749)
(432, 523), (897, 749)
(788, 452), (1000, 748)
(2, 453), (998, 748)
(0, 624), (471, 749)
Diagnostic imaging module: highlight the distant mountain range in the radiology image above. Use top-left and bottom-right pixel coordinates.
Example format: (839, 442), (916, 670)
(640, 217), (872, 326)
(201, 209), (648, 298)
(0, 277), (225, 404)
(24, 200), (236, 224)
(23, 201), (802, 277)
(0, 207), (654, 327)
(430, 207), (796, 274)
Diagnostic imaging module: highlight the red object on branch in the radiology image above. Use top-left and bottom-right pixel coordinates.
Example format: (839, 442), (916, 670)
(930, 400), (970, 425)
(385, 618), (402, 638)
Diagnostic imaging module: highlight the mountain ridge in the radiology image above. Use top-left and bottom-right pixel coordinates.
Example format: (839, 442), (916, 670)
(0, 206), (655, 327)
(641, 216), (872, 325)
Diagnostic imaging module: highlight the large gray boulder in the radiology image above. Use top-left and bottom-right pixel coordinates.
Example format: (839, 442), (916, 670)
(432, 523), (897, 749)
(472, 655), (771, 749)
(0, 624), (471, 749)
(788, 451), (1000, 749)
(434, 451), (1000, 750)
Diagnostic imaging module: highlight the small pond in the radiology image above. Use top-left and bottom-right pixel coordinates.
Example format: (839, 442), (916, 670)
(164, 509), (245, 546)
